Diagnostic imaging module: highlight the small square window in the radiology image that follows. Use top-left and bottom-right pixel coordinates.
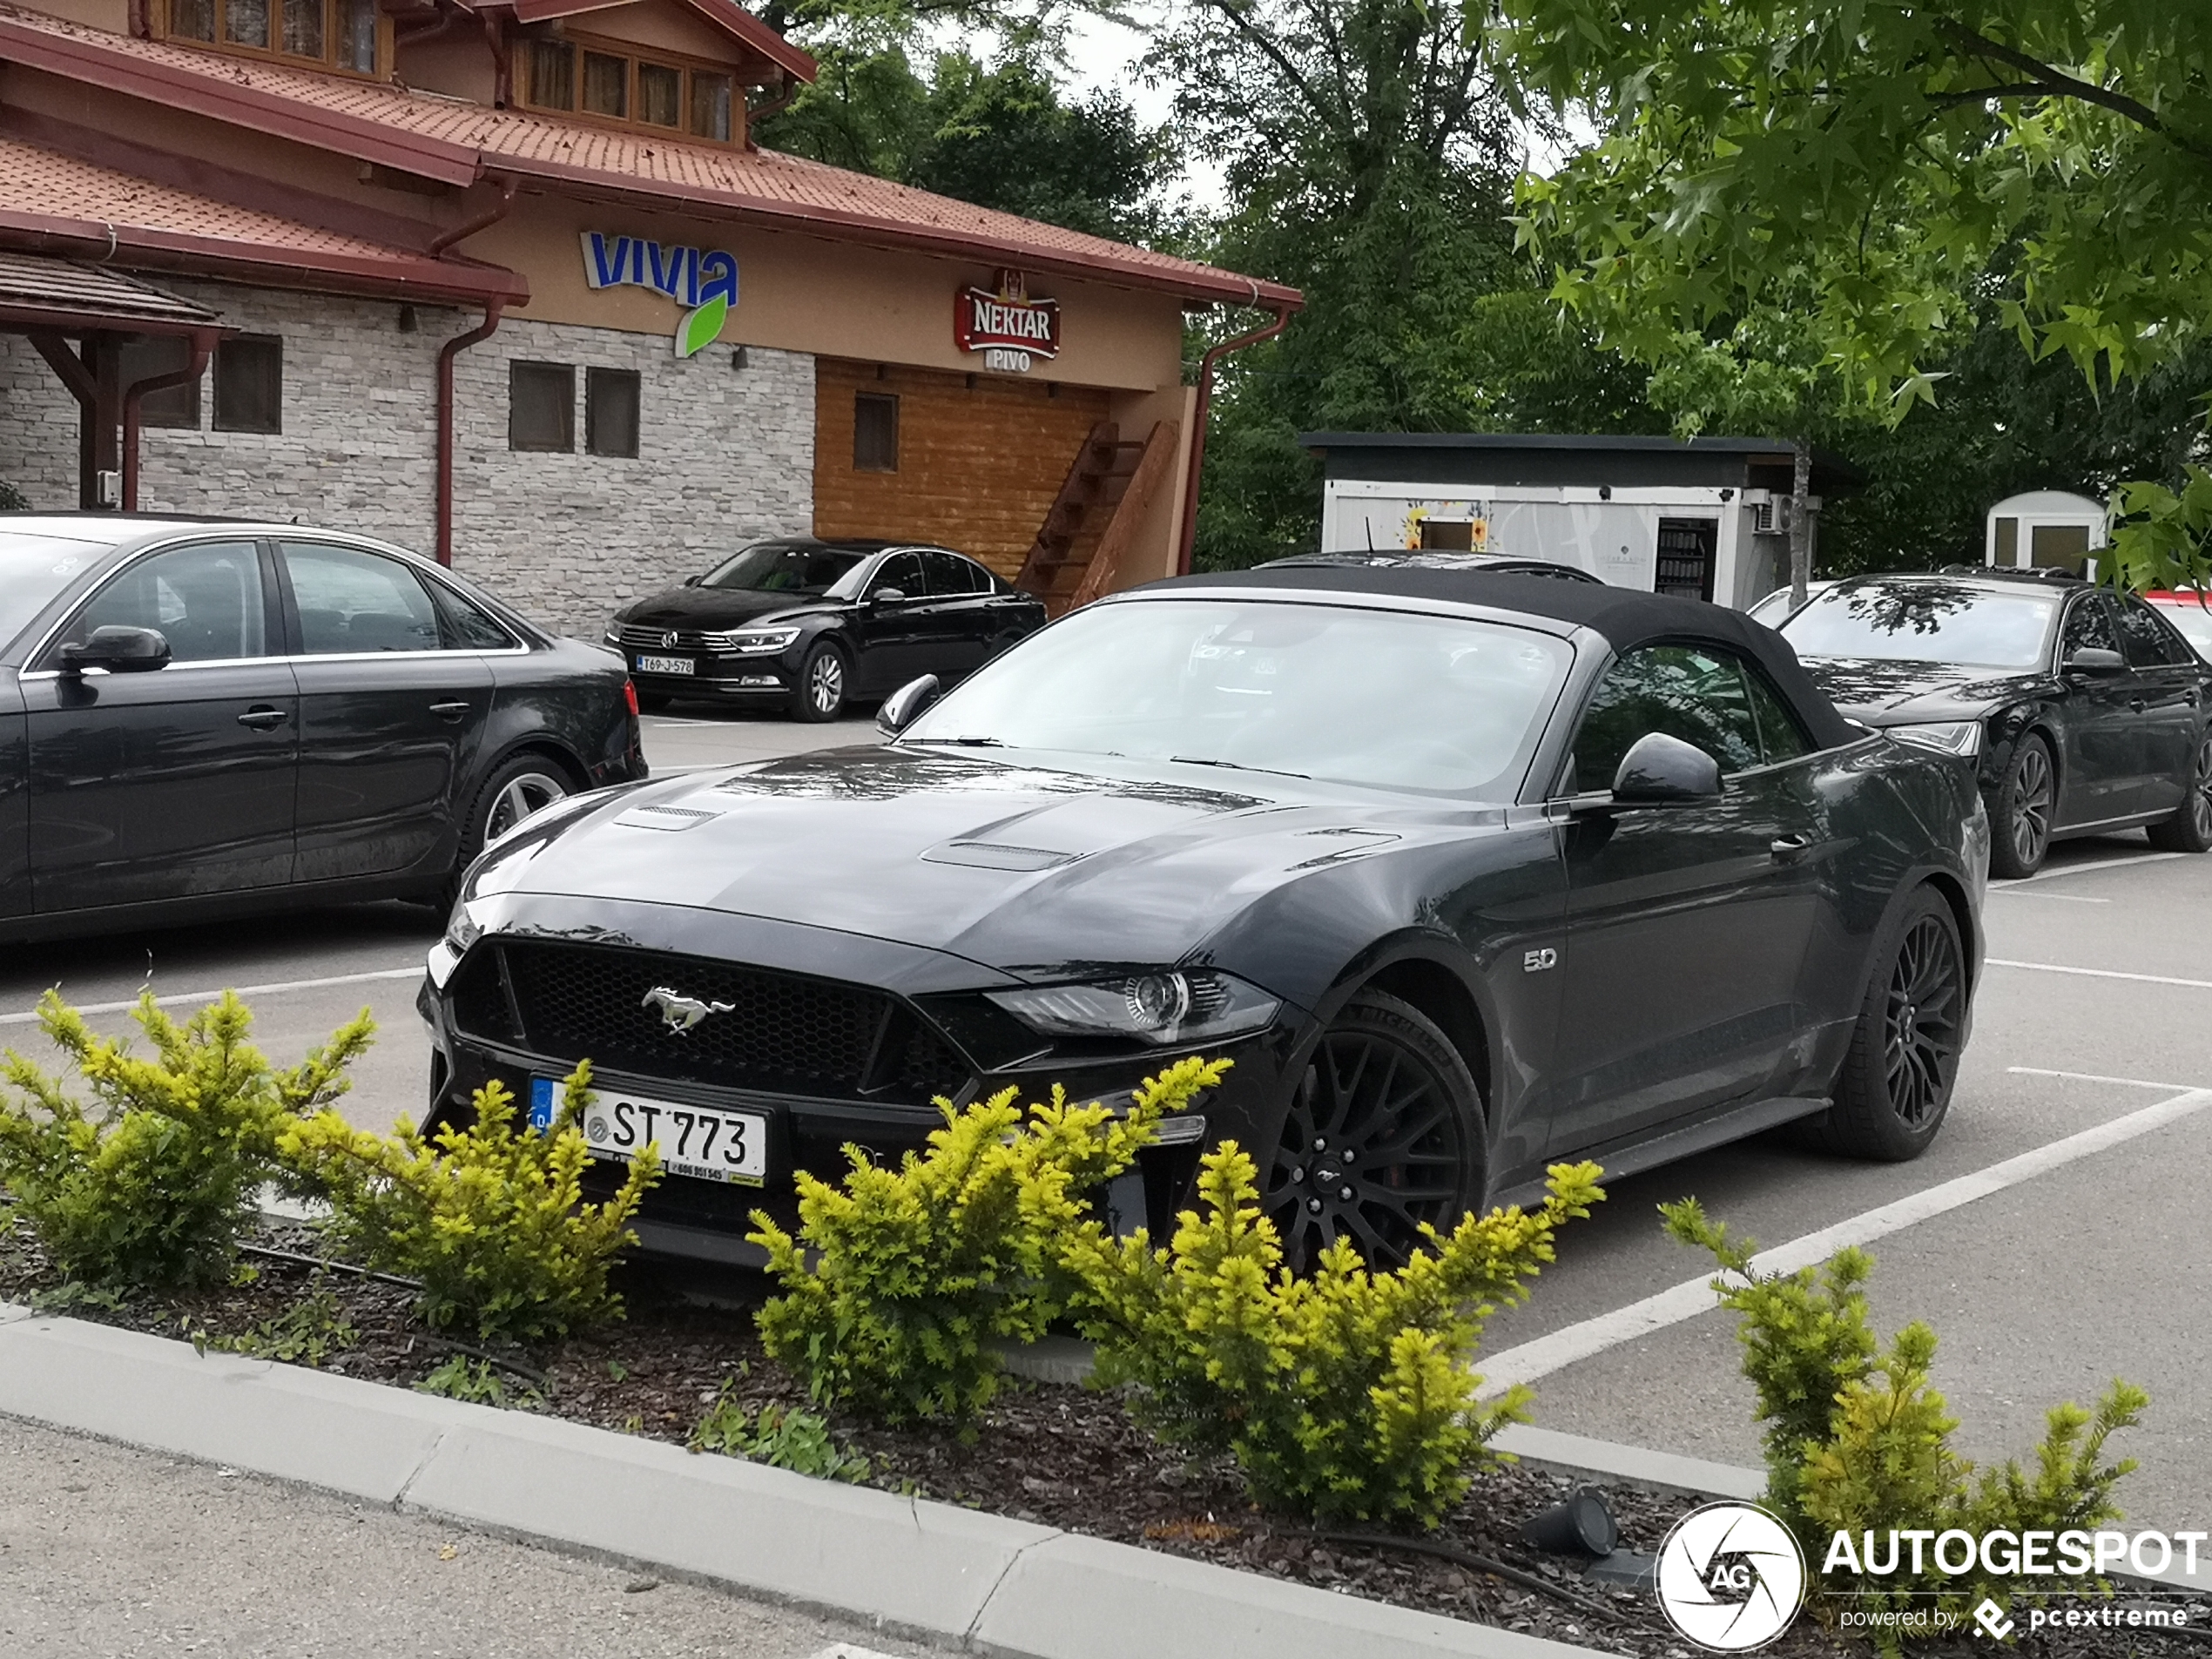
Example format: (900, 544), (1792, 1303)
(119, 334), (202, 430)
(853, 392), (898, 472)
(212, 334), (282, 434)
(509, 361), (576, 452)
(637, 62), (681, 127)
(690, 71), (732, 142)
(583, 51), (628, 118)
(527, 38), (575, 110)
(586, 367), (640, 458)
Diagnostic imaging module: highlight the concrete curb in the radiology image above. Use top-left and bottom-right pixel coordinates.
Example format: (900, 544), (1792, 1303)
(0, 1301), (1605, 1659)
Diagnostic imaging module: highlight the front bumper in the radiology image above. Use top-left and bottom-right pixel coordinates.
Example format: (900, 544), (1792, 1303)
(623, 645), (807, 702)
(420, 907), (1304, 1268)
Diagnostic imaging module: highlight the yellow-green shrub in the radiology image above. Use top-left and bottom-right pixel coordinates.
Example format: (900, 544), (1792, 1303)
(1066, 1150), (1604, 1528)
(279, 1064), (656, 1341)
(1667, 1198), (2146, 1635)
(0, 991), (371, 1289)
(749, 1057), (1224, 1425)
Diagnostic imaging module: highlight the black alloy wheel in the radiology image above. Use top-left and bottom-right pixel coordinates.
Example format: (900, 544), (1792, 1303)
(440, 753), (574, 909)
(1264, 991), (1482, 1271)
(1986, 732), (2054, 879)
(2147, 732), (2212, 853)
(791, 641), (846, 723)
(1809, 887), (1964, 1161)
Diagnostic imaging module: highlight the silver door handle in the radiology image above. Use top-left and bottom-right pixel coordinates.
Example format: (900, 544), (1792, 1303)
(1770, 833), (1813, 863)
(237, 705), (290, 731)
(428, 700), (470, 720)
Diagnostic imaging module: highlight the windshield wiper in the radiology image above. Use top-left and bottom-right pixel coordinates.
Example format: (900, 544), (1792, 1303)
(1169, 755), (1310, 779)
(906, 736), (1006, 746)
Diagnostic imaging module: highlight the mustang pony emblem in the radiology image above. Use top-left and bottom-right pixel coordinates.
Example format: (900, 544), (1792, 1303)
(641, 986), (735, 1034)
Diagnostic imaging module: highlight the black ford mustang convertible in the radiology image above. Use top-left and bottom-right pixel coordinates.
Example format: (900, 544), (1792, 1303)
(425, 569), (1989, 1269)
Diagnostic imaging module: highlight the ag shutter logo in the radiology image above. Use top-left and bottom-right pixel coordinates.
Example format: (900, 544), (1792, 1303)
(1656, 1502), (1808, 1652)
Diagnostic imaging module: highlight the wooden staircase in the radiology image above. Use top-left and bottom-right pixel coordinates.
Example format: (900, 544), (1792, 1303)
(1015, 420), (1179, 616)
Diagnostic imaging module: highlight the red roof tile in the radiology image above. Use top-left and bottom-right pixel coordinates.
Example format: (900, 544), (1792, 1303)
(0, 132), (528, 301)
(0, 5), (1299, 309)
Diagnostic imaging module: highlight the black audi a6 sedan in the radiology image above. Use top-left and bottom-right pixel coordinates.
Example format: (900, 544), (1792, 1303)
(0, 514), (644, 943)
(1777, 570), (2212, 878)
(426, 566), (1989, 1271)
(605, 538), (1046, 723)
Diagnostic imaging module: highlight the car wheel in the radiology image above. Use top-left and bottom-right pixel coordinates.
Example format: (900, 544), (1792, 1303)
(790, 642), (846, 723)
(1810, 887), (1965, 1161)
(2146, 732), (2212, 853)
(636, 691), (672, 713)
(441, 754), (573, 908)
(1985, 732), (2054, 878)
(1264, 990), (1484, 1271)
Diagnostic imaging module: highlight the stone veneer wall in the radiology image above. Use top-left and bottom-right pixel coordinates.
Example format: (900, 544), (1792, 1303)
(0, 280), (815, 639)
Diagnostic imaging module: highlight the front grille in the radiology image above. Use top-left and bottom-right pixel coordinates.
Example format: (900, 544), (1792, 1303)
(616, 624), (746, 653)
(452, 940), (971, 1105)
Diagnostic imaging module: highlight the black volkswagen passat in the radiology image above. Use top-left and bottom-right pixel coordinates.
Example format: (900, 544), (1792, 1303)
(0, 515), (644, 943)
(605, 538), (1046, 723)
(1777, 571), (2212, 878)
(427, 567), (1990, 1271)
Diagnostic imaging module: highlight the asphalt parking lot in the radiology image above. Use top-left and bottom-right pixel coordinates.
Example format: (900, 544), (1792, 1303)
(3, 706), (2207, 1539)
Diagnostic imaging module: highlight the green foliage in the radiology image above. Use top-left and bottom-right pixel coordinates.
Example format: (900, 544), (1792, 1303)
(749, 1057), (1224, 1425)
(1067, 1153), (1604, 1528)
(689, 1386), (872, 1481)
(1495, 0), (2212, 589)
(1666, 1198), (2148, 1627)
(191, 1285), (359, 1368)
(278, 1064), (657, 1342)
(2111, 466), (2212, 594)
(0, 991), (372, 1290)
(415, 1352), (544, 1410)
(0, 480), (25, 510)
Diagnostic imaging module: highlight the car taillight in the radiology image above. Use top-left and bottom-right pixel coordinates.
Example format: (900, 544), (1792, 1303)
(622, 678), (640, 717)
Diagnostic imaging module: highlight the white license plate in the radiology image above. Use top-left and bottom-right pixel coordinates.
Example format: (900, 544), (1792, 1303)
(537, 1079), (766, 1186)
(633, 654), (694, 675)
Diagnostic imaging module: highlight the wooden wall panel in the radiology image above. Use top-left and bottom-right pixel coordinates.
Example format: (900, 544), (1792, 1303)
(813, 358), (1112, 579)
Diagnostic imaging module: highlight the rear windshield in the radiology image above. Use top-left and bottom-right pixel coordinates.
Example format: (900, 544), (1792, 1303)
(0, 532), (112, 655)
(1779, 582), (2059, 669)
(698, 543), (868, 597)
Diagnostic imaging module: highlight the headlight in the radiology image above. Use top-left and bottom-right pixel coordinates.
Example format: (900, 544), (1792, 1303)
(443, 895), (486, 956)
(718, 626), (801, 655)
(987, 970), (1280, 1046)
(1889, 721), (1983, 759)
(602, 625), (622, 645)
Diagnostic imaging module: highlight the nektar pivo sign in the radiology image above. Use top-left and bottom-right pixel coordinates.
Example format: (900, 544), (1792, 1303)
(954, 270), (1060, 373)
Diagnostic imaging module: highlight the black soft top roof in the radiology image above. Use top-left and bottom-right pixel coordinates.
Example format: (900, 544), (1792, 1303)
(1151, 565), (1861, 752)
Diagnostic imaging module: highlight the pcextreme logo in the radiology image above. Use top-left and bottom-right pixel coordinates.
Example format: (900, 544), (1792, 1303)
(1656, 1502), (1808, 1652)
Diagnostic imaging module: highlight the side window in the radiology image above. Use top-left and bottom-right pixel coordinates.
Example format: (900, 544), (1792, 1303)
(2061, 596), (2120, 659)
(1742, 665), (1812, 765)
(954, 555), (996, 594)
(922, 551), (981, 596)
(53, 540), (267, 664)
(282, 543), (442, 653)
(1569, 644), (1765, 792)
(871, 552), (925, 598)
(428, 581), (518, 651)
(2114, 597), (2185, 667)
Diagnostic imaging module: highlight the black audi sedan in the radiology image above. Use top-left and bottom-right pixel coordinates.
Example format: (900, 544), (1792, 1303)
(605, 538), (1046, 722)
(0, 515), (644, 942)
(1777, 571), (2212, 877)
(426, 567), (1989, 1271)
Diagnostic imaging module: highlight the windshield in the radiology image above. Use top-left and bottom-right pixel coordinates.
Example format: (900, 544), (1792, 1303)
(2151, 597), (2212, 663)
(1779, 582), (2059, 669)
(900, 598), (1574, 798)
(0, 532), (113, 655)
(698, 543), (868, 597)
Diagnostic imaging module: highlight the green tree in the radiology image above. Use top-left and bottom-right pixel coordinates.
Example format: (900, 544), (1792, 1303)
(1495, 0), (2212, 588)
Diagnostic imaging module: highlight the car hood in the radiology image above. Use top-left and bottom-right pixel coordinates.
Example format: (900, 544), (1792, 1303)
(616, 588), (838, 629)
(1798, 656), (2033, 725)
(482, 746), (1497, 981)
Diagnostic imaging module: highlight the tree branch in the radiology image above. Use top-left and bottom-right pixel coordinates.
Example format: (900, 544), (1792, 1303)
(1932, 18), (2212, 168)
(1192, 0), (1340, 139)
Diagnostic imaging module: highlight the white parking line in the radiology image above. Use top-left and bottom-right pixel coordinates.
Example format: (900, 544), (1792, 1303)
(2008, 1066), (2207, 1090)
(1986, 959), (2212, 991)
(1991, 850), (2185, 887)
(1986, 888), (2108, 903)
(0, 966), (423, 1027)
(1474, 1083), (2212, 1398)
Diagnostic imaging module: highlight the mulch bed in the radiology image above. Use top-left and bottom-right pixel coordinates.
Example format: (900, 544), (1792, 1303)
(2, 1214), (2203, 1658)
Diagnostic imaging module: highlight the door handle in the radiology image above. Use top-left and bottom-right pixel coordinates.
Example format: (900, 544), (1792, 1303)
(238, 705), (290, 731)
(2130, 698), (2146, 712)
(1770, 833), (1813, 863)
(428, 699), (471, 721)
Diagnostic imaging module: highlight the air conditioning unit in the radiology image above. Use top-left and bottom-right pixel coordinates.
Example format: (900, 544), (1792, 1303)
(1744, 490), (1786, 536)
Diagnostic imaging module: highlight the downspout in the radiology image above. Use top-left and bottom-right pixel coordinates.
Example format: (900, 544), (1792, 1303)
(482, 7), (512, 108)
(744, 71), (794, 150)
(1174, 300), (1292, 576)
(435, 298), (503, 567)
(429, 172), (517, 257)
(121, 328), (218, 510)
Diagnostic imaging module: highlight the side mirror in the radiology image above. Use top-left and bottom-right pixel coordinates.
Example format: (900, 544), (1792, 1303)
(1610, 732), (1723, 805)
(878, 674), (941, 738)
(683, 574), (702, 587)
(59, 624), (171, 675)
(869, 586), (907, 608)
(2063, 646), (2125, 674)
